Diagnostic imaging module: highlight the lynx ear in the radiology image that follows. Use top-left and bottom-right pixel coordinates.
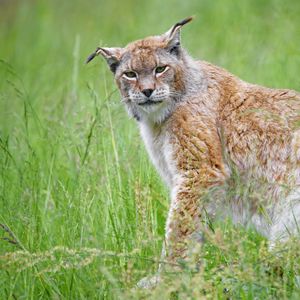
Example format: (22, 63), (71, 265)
(86, 47), (123, 73)
(163, 16), (194, 56)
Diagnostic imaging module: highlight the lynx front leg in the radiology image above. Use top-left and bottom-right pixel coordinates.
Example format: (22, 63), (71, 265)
(162, 176), (217, 270)
(137, 179), (205, 289)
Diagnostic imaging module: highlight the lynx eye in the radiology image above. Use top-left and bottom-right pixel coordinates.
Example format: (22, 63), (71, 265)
(155, 66), (167, 74)
(123, 71), (137, 79)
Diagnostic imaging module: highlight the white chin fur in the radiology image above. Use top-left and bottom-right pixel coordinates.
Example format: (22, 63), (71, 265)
(138, 100), (174, 124)
(139, 101), (165, 113)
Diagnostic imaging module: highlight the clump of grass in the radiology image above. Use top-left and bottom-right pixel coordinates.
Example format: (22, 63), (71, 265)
(1, 227), (299, 299)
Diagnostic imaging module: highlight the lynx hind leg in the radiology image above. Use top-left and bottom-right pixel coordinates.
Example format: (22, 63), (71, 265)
(269, 196), (300, 249)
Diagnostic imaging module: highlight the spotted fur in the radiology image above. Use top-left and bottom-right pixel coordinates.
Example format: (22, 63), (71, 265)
(87, 18), (300, 282)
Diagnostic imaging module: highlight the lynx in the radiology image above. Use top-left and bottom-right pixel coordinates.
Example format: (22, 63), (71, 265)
(87, 17), (300, 287)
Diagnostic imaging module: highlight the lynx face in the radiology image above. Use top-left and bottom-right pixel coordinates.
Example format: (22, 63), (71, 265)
(116, 41), (187, 122)
(87, 17), (193, 123)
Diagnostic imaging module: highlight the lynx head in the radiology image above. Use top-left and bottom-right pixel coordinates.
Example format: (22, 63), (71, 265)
(87, 17), (194, 123)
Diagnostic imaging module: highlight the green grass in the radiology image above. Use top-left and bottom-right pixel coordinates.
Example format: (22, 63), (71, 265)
(0, 0), (300, 299)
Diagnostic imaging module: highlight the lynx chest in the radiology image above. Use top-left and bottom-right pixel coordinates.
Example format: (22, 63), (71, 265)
(139, 122), (178, 189)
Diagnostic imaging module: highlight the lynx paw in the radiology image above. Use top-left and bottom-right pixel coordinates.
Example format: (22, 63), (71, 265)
(137, 275), (161, 289)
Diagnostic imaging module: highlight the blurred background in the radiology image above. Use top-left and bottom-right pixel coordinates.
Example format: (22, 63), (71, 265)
(0, 0), (300, 298)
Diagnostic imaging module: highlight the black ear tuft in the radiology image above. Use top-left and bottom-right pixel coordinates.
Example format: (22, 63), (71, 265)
(86, 47), (100, 64)
(169, 16), (194, 37)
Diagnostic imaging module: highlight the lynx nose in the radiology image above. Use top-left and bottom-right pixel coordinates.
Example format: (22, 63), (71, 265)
(142, 89), (154, 98)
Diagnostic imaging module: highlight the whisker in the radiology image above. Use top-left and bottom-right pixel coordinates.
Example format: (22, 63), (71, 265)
(121, 96), (131, 103)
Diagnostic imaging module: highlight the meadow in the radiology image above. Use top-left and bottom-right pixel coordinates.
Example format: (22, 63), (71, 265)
(0, 0), (300, 299)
